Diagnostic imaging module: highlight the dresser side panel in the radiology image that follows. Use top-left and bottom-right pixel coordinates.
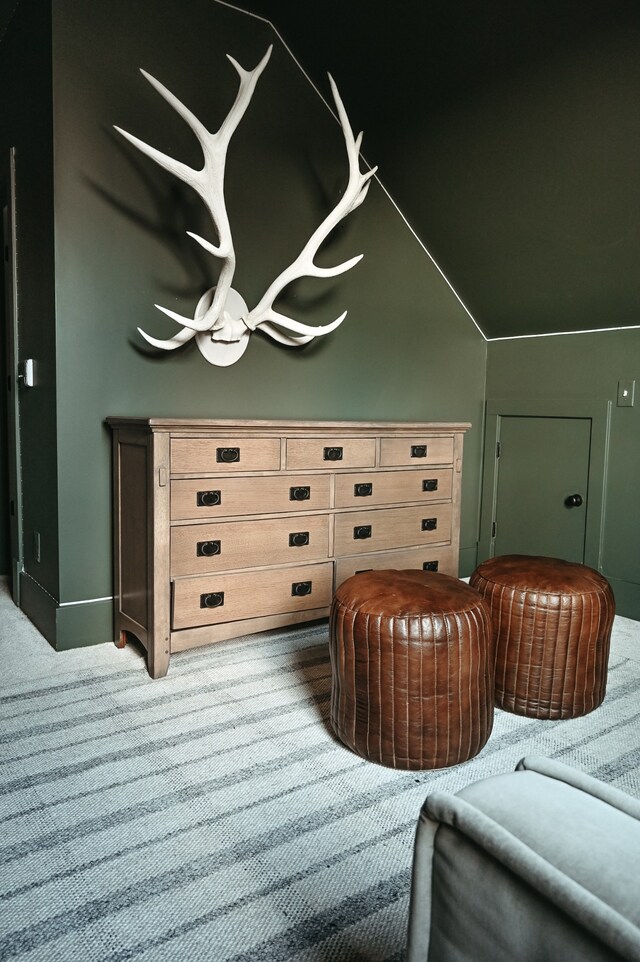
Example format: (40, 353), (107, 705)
(117, 436), (150, 629)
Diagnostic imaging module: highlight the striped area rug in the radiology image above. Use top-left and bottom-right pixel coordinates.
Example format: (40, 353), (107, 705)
(1, 605), (639, 962)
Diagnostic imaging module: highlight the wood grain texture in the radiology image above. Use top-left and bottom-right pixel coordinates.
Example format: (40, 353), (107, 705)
(285, 437), (376, 470)
(335, 545), (456, 585)
(172, 562), (334, 630)
(171, 437), (281, 474)
(170, 514), (331, 576)
(117, 435), (149, 630)
(149, 432), (171, 679)
(171, 474), (332, 520)
(378, 436), (454, 466)
(108, 418), (469, 676)
(333, 503), (453, 556)
(334, 468), (453, 508)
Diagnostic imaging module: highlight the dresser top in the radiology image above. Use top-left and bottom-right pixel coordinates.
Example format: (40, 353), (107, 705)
(106, 417), (471, 435)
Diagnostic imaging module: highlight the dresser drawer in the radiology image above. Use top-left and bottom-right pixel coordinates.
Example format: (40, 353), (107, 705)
(285, 437), (376, 470)
(171, 474), (331, 520)
(172, 562), (334, 629)
(335, 545), (456, 585)
(171, 437), (281, 474)
(379, 436), (454, 467)
(171, 514), (331, 576)
(335, 468), (453, 508)
(334, 503), (453, 556)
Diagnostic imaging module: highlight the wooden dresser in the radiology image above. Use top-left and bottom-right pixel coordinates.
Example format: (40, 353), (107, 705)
(107, 418), (470, 677)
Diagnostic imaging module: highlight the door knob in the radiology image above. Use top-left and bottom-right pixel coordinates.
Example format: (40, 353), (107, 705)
(564, 494), (583, 508)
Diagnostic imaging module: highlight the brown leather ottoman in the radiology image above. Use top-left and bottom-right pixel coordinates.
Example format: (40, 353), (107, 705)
(329, 569), (494, 770)
(470, 555), (615, 719)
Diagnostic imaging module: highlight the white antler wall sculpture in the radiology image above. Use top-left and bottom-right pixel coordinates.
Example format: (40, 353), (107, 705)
(115, 45), (377, 366)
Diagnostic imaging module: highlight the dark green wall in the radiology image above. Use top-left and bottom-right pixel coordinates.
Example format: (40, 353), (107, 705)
(0, 0), (59, 607)
(22, 0), (484, 646)
(487, 328), (640, 617)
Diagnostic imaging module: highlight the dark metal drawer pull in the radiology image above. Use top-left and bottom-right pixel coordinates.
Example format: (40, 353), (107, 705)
(422, 518), (438, 531)
(200, 591), (225, 608)
(355, 568), (373, 574)
(216, 446), (240, 463)
(292, 580), (312, 596)
(290, 486), (311, 501)
(197, 489), (222, 507)
(354, 482), (373, 497)
(423, 561), (439, 571)
(411, 444), (427, 458)
(354, 525), (372, 540)
(422, 479), (438, 492)
(324, 446), (343, 461)
(197, 540), (221, 557)
(289, 531), (310, 547)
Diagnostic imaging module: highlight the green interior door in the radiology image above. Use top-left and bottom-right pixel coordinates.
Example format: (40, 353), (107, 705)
(493, 415), (591, 562)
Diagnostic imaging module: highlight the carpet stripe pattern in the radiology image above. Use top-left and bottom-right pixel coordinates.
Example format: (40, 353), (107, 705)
(1, 614), (639, 961)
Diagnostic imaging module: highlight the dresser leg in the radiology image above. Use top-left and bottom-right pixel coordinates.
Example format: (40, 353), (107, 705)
(114, 629), (128, 649)
(148, 638), (170, 679)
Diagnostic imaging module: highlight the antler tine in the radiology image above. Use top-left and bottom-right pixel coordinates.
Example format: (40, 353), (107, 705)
(256, 324), (316, 346)
(113, 124), (196, 189)
(219, 46), (272, 146)
(327, 75), (377, 216)
(140, 69), (211, 147)
(114, 68), (213, 192)
(136, 287), (215, 349)
(245, 73), (377, 339)
(189, 45), (272, 328)
(115, 47), (272, 340)
(259, 310), (348, 338)
(138, 325), (197, 350)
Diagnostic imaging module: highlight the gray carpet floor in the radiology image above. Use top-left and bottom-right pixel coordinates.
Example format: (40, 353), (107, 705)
(1, 578), (639, 961)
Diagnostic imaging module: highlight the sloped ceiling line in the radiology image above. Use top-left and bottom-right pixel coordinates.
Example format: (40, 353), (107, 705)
(224, 0), (640, 341)
(213, 0), (487, 340)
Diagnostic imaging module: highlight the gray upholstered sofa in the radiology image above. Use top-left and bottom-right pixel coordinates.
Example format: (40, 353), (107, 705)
(407, 756), (640, 961)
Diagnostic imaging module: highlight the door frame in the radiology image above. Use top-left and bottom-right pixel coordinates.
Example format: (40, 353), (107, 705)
(2, 146), (22, 602)
(478, 399), (612, 570)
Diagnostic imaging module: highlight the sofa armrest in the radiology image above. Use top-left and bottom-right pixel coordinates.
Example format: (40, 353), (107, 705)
(407, 757), (640, 962)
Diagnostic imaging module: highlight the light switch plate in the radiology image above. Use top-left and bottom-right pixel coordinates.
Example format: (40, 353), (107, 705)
(617, 379), (635, 407)
(18, 358), (35, 388)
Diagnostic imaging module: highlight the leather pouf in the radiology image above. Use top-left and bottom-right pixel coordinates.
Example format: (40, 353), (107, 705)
(329, 569), (494, 770)
(470, 555), (615, 719)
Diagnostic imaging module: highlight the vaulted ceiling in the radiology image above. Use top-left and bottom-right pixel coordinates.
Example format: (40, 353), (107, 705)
(3, 0), (640, 338)
(241, 0), (640, 339)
